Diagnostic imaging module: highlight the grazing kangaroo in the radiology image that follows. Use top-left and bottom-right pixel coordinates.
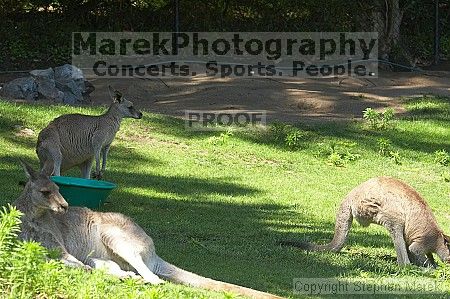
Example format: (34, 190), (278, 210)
(13, 161), (282, 299)
(281, 177), (450, 267)
(36, 86), (142, 179)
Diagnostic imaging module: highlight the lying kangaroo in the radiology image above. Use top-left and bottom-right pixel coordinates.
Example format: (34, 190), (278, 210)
(281, 177), (450, 267)
(36, 86), (142, 179)
(13, 161), (282, 299)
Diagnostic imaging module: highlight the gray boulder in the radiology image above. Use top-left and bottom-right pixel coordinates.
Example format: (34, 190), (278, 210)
(1, 64), (94, 105)
(57, 80), (83, 105)
(0, 77), (38, 101)
(30, 68), (64, 102)
(54, 64), (91, 104)
(30, 68), (54, 80)
(54, 64), (84, 82)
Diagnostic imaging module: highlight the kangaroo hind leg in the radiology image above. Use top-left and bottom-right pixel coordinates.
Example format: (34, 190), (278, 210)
(408, 242), (436, 268)
(99, 228), (164, 284)
(88, 258), (140, 279)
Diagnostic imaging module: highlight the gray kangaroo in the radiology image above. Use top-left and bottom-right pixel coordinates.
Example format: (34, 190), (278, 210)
(13, 161), (282, 299)
(36, 86), (142, 179)
(281, 177), (450, 267)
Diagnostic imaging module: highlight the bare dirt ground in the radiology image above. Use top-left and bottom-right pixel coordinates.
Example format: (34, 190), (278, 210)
(2, 70), (450, 122)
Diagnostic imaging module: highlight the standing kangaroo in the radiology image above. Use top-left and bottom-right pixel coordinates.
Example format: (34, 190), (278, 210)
(36, 86), (142, 179)
(281, 177), (450, 267)
(13, 161), (282, 299)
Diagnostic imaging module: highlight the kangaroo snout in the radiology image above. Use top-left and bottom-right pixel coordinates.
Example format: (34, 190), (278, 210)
(135, 111), (143, 119)
(52, 195), (68, 214)
(53, 202), (68, 214)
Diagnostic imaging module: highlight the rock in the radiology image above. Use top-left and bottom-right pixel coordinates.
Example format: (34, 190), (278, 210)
(30, 68), (61, 101)
(54, 64), (88, 104)
(57, 80), (83, 105)
(30, 68), (54, 80)
(37, 79), (60, 100)
(1, 64), (94, 105)
(0, 77), (38, 101)
(54, 64), (84, 82)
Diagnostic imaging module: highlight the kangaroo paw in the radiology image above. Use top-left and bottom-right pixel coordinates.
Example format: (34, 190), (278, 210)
(123, 271), (139, 278)
(146, 278), (165, 285)
(91, 171), (103, 180)
(142, 275), (165, 285)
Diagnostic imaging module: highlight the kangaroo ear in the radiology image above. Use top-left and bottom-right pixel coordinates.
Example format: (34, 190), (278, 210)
(40, 160), (54, 177)
(19, 159), (37, 180)
(108, 85), (123, 103)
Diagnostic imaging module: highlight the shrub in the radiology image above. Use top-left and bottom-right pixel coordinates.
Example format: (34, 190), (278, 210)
(389, 151), (402, 165)
(268, 122), (288, 142)
(318, 141), (361, 167)
(0, 205), (23, 273)
(441, 171), (450, 183)
(327, 152), (346, 167)
(0, 206), (68, 298)
(0, 205), (52, 298)
(363, 108), (395, 130)
(434, 150), (450, 167)
(268, 123), (307, 150)
(284, 128), (305, 150)
(207, 129), (234, 145)
(377, 138), (392, 156)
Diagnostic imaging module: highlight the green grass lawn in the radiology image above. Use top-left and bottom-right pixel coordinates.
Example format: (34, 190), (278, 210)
(0, 95), (449, 298)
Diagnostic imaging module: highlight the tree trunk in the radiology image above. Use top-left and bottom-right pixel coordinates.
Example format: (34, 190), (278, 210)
(375, 0), (404, 60)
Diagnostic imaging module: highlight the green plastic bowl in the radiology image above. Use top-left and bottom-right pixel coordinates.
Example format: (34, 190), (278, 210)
(50, 176), (117, 209)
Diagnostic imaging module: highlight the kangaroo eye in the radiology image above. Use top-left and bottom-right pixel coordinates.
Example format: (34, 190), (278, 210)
(40, 190), (51, 196)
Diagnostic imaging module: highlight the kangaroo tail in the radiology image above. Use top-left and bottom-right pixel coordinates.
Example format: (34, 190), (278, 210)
(36, 146), (56, 173)
(36, 144), (51, 165)
(281, 197), (353, 253)
(153, 256), (284, 299)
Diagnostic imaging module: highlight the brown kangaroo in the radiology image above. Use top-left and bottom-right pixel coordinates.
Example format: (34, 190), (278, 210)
(13, 160), (283, 299)
(281, 177), (450, 267)
(36, 86), (142, 180)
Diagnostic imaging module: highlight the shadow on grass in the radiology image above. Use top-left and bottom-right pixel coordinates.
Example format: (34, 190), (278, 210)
(145, 113), (217, 140)
(107, 168), (260, 199)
